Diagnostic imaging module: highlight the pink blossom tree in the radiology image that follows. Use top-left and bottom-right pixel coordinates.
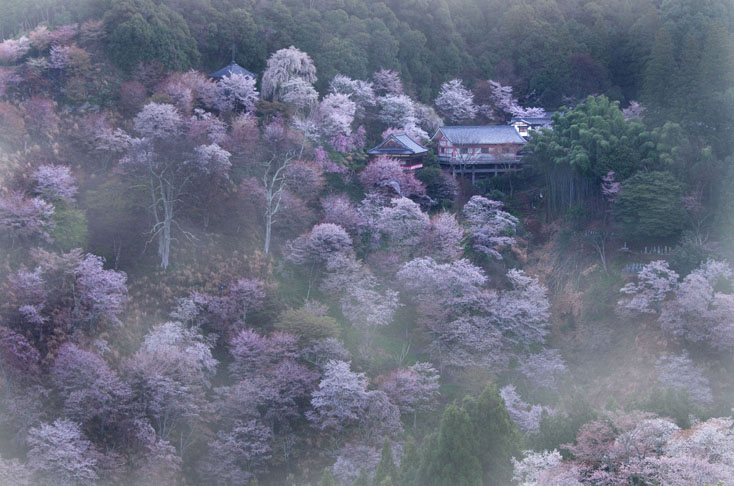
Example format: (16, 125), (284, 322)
(0, 36), (30, 64)
(318, 93), (356, 140)
(500, 385), (551, 433)
(378, 362), (440, 427)
(375, 197), (430, 254)
(462, 195), (518, 260)
(217, 73), (259, 112)
(483, 80), (546, 121)
(518, 349), (567, 391)
(328, 74), (376, 119)
(359, 156), (426, 198)
(619, 260), (679, 314)
(307, 360), (369, 432)
(198, 419), (273, 485)
(655, 352), (712, 404)
(422, 211), (465, 262)
(27, 419), (99, 486)
(372, 69), (403, 96)
(50, 343), (132, 437)
(0, 191), (55, 245)
(262, 46), (317, 102)
(120, 102), (231, 268)
(33, 165), (78, 203)
(435, 79), (478, 123)
(125, 322), (217, 447)
(377, 94), (416, 129)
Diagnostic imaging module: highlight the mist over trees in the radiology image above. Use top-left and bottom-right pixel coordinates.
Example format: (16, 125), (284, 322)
(0, 0), (733, 485)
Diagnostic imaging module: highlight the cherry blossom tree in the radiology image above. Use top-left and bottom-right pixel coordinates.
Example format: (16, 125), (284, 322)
(462, 195), (518, 260)
(318, 93), (356, 140)
(0, 36), (30, 64)
(500, 385), (551, 434)
(494, 269), (551, 348)
(332, 442), (381, 485)
(0, 327), (40, 385)
(372, 69), (403, 96)
(4, 249), (127, 348)
(307, 360), (369, 432)
(659, 260), (734, 349)
(0, 455), (33, 486)
(33, 165), (78, 203)
(423, 212), (465, 262)
(484, 80), (546, 121)
(619, 260), (679, 314)
(125, 322), (216, 446)
(518, 349), (567, 391)
(359, 157), (426, 198)
(172, 278), (265, 333)
(73, 253), (128, 333)
(512, 449), (564, 486)
(655, 352), (712, 404)
(217, 73), (259, 112)
(622, 101), (645, 120)
(262, 46), (317, 102)
(0, 191), (55, 245)
(375, 197), (430, 253)
(51, 342), (132, 436)
(120, 102), (231, 268)
(27, 419), (99, 486)
(377, 94), (416, 129)
(435, 79), (478, 123)
(621, 260), (734, 350)
(198, 419), (273, 485)
(285, 223), (354, 266)
(321, 194), (364, 237)
(378, 362), (440, 426)
(328, 74), (375, 118)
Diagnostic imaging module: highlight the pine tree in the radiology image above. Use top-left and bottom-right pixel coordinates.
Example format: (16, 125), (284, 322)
(462, 385), (520, 486)
(373, 441), (398, 486)
(418, 404), (482, 486)
(319, 469), (336, 486)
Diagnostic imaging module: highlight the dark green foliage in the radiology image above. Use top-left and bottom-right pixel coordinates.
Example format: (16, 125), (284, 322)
(320, 469), (336, 486)
(104, 0), (199, 71)
(534, 394), (597, 457)
(462, 385), (520, 486)
(373, 441), (398, 486)
(629, 388), (705, 429)
(49, 204), (88, 252)
(613, 171), (684, 242)
(354, 469), (371, 486)
(418, 404), (482, 486)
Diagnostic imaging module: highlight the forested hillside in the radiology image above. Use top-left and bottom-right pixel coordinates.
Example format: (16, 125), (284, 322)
(1, 0), (733, 485)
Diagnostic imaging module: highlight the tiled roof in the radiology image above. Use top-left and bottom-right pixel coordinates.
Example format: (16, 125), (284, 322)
(209, 62), (256, 79)
(434, 126), (527, 145)
(367, 133), (428, 156)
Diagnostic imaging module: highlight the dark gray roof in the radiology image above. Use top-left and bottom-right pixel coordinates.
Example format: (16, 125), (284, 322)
(510, 113), (554, 126)
(209, 62), (256, 79)
(367, 133), (428, 156)
(434, 126), (527, 145)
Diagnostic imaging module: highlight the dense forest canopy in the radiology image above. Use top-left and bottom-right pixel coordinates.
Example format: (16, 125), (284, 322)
(1, 0), (734, 485)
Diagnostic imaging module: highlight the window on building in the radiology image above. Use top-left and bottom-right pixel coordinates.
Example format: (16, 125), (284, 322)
(481, 148), (489, 154)
(461, 148), (469, 154)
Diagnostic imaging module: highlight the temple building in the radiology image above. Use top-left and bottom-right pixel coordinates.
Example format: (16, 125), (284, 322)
(432, 126), (527, 182)
(366, 133), (429, 170)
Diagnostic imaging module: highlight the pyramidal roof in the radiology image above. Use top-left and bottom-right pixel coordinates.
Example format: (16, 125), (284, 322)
(209, 61), (256, 80)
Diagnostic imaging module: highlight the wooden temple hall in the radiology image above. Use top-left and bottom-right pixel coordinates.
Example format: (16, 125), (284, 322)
(366, 133), (429, 170)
